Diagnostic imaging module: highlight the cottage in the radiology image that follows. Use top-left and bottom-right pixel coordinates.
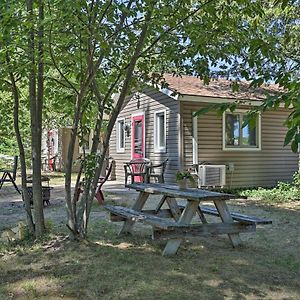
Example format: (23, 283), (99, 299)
(109, 74), (298, 188)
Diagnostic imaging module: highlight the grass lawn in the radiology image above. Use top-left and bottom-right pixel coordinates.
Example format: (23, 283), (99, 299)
(0, 180), (299, 299)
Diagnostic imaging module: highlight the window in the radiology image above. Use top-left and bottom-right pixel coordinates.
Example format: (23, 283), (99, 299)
(116, 118), (125, 152)
(154, 110), (166, 152)
(223, 111), (261, 150)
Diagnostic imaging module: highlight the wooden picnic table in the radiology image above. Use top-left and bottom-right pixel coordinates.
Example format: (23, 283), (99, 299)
(105, 183), (271, 256)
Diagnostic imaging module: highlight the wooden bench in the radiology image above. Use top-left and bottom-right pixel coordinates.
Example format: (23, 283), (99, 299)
(107, 205), (272, 225)
(197, 205), (272, 225)
(105, 204), (256, 240)
(105, 204), (179, 229)
(0, 156), (20, 194)
(105, 183), (272, 255)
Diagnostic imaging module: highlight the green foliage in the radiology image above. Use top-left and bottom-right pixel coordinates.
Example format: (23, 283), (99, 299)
(0, 90), (31, 156)
(239, 179), (300, 203)
(1, 0), (300, 236)
(293, 171), (300, 187)
(193, 1), (300, 153)
(176, 170), (196, 183)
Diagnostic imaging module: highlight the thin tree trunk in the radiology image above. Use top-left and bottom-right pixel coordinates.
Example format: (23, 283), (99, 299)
(64, 0), (135, 238)
(34, 0), (45, 236)
(4, 14), (35, 234)
(27, 0), (45, 237)
(8, 65), (35, 234)
(79, 5), (154, 235)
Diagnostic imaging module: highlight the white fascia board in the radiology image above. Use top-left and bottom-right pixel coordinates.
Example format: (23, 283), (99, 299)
(179, 95), (263, 106)
(158, 86), (179, 100)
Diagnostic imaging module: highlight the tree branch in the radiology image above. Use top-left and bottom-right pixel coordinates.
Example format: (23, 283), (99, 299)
(140, 0), (217, 57)
(48, 2), (79, 94)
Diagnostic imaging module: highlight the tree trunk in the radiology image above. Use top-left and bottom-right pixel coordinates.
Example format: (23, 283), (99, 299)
(64, 0), (136, 238)
(64, 93), (83, 239)
(27, 0), (45, 238)
(78, 6), (154, 236)
(8, 64), (35, 234)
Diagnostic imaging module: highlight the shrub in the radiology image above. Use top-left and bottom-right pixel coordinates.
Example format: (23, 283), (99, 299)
(293, 171), (300, 187)
(239, 180), (300, 203)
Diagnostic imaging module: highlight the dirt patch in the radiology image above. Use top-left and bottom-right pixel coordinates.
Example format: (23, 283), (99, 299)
(0, 183), (299, 299)
(0, 185), (66, 231)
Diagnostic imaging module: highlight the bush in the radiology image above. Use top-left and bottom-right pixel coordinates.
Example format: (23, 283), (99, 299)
(293, 171), (300, 187)
(239, 179), (300, 203)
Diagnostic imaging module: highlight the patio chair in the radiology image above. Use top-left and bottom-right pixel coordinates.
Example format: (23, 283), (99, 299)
(123, 158), (151, 185)
(0, 156), (20, 194)
(74, 158), (114, 205)
(26, 175), (51, 206)
(146, 158), (168, 183)
(94, 159), (114, 204)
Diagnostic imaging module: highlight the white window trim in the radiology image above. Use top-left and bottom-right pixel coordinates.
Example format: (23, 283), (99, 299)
(131, 111), (144, 117)
(154, 109), (167, 153)
(116, 117), (125, 153)
(222, 109), (261, 151)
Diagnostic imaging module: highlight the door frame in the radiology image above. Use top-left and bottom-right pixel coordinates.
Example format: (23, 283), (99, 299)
(131, 112), (145, 159)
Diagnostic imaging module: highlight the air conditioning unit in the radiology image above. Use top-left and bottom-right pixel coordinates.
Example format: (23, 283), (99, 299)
(198, 165), (226, 187)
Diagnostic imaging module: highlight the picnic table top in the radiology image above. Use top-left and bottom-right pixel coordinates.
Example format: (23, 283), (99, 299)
(126, 183), (234, 201)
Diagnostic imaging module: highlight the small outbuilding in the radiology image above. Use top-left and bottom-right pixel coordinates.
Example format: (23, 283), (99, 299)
(109, 74), (298, 188)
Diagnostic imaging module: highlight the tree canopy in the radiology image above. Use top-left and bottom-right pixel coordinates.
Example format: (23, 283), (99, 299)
(0, 0), (299, 238)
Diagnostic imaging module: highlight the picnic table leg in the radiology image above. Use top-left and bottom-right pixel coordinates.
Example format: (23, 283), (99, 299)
(213, 199), (242, 247)
(155, 195), (181, 221)
(165, 197), (181, 221)
(0, 172), (8, 190)
(162, 200), (199, 256)
(7, 172), (21, 194)
(154, 195), (167, 213)
(197, 206), (208, 224)
(119, 191), (149, 235)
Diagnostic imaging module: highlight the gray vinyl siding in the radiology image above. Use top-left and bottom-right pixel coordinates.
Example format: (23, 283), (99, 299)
(181, 101), (298, 188)
(109, 89), (180, 183)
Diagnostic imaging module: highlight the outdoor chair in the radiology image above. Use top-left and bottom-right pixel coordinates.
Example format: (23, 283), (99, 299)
(0, 156), (20, 194)
(26, 175), (52, 206)
(146, 158), (168, 183)
(74, 158), (114, 205)
(123, 158), (151, 185)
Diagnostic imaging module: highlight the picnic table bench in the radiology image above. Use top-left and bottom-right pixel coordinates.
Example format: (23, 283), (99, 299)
(105, 183), (272, 256)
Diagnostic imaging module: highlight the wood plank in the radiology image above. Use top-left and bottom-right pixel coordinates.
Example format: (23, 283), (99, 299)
(199, 205), (272, 224)
(105, 205), (178, 230)
(126, 183), (233, 201)
(197, 206), (208, 224)
(110, 208), (176, 222)
(213, 200), (242, 247)
(162, 200), (199, 256)
(153, 222), (256, 240)
(154, 195), (168, 213)
(110, 214), (126, 222)
(119, 191), (149, 234)
(166, 197), (182, 221)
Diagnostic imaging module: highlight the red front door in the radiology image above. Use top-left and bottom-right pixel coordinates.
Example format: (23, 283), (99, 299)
(131, 114), (145, 182)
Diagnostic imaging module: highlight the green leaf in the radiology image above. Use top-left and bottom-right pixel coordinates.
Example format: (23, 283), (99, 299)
(284, 127), (297, 146)
(284, 97), (292, 109)
(294, 133), (300, 144)
(291, 140), (298, 153)
(193, 104), (217, 117)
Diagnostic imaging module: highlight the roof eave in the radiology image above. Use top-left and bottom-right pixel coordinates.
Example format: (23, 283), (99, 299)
(179, 94), (264, 106)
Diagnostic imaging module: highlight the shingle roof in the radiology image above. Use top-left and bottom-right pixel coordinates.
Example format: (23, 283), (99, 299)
(163, 74), (279, 101)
